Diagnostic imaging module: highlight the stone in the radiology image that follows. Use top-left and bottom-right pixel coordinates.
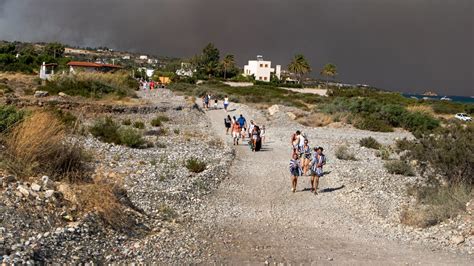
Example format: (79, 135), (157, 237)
(286, 112), (297, 120)
(4, 175), (16, 184)
(451, 235), (465, 245)
(268, 105), (280, 116)
(30, 183), (41, 192)
(17, 185), (30, 197)
(58, 92), (68, 97)
(466, 199), (474, 215)
(34, 90), (49, 98)
(44, 190), (55, 198)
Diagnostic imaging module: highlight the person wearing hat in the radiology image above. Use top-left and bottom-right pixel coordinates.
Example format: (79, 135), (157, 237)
(310, 146), (326, 194)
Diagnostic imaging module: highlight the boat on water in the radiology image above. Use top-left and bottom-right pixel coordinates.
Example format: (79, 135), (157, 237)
(410, 96), (418, 100)
(440, 96), (452, 101)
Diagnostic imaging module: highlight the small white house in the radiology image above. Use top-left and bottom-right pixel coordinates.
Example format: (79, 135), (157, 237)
(176, 62), (194, 77)
(243, 55), (281, 82)
(39, 62), (57, 80)
(139, 55), (148, 60)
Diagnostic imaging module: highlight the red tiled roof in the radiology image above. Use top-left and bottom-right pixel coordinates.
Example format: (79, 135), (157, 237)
(67, 61), (122, 68)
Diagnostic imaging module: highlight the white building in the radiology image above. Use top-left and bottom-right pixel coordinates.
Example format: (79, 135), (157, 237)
(243, 55), (281, 82)
(176, 62), (194, 77)
(139, 55), (148, 60)
(39, 62), (57, 80)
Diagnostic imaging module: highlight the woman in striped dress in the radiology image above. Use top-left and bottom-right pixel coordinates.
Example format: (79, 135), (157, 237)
(289, 153), (302, 193)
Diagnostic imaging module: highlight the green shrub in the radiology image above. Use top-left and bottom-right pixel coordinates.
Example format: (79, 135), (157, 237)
(185, 158), (207, 173)
(150, 117), (162, 127)
(353, 115), (393, 132)
(90, 117), (121, 144)
(0, 83), (13, 94)
(0, 105), (25, 133)
(173, 129), (180, 135)
(335, 145), (356, 160)
(384, 160), (415, 176)
(359, 137), (381, 149)
(133, 121), (145, 129)
(122, 118), (131, 126)
(406, 123), (473, 185)
(118, 127), (145, 148)
(395, 138), (413, 152)
(156, 115), (170, 122)
(376, 146), (391, 160)
(431, 101), (465, 114)
(401, 112), (439, 137)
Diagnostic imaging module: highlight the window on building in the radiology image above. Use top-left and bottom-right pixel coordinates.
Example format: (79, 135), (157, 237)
(260, 64), (263, 67)
(259, 76), (263, 80)
(264, 77), (268, 81)
(265, 64), (268, 68)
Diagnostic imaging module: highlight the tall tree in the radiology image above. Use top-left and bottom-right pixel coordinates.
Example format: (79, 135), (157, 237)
(321, 63), (338, 89)
(287, 54), (311, 84)
(200, 43), (220, 78)
(43, 42), (65, 59)
(221, 54), (235, 79)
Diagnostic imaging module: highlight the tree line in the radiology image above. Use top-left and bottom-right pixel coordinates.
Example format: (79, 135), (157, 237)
(182, 42), (338, 86)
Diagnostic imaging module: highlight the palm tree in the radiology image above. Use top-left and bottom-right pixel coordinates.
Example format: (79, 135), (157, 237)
(222, 54), (235, 80)
(287, 54), (311, 84)
(321, 63), (338, 89)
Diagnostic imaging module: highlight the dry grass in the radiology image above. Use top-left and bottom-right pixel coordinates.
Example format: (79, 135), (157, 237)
(3, 112), (89, 181)
(407, 105), (434, 115)
(401, 184), (472, 228)
(74, 172), (135, 231)
(297, 112), (333, 127)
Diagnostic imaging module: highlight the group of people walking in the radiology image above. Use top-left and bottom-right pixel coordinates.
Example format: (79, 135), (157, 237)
(202, 93), (230, 112)
(289, 130), (326, 194)
(224, 114), (266, 152)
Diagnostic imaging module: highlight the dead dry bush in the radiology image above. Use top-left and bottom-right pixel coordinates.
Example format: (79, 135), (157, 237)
(401, 184), (472, 228)
(75, 172), (137, 232)
(3, 112), (89, 182)
(297, 112), (332, 127)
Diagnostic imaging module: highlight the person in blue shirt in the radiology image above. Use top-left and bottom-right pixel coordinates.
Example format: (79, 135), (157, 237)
(237, 114), (247, 140)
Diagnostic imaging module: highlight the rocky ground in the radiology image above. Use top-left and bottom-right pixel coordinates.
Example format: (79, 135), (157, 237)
(0, 88), (472, 263)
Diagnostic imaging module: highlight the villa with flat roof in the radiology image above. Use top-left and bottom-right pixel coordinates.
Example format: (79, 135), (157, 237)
(243, 55), (281, 82)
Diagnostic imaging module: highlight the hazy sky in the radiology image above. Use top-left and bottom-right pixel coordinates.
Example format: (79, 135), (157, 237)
(0, 0), (472, 95)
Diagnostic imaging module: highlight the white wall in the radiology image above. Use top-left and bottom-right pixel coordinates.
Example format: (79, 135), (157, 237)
(243, 60), (275, 82)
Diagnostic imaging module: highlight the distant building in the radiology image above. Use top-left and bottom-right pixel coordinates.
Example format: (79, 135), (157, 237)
(39, 62), (57, 80)
(122, 55), (131, 60)
(243, 55), (281, 82)
(139, 55), (148, 60)
(67, 61), (122, 73)
(176, 62), (194, 77)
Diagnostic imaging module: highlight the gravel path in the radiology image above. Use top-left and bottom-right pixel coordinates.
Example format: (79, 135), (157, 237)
(198, 103), (472, 264)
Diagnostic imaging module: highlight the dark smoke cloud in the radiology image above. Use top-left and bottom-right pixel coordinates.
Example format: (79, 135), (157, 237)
(0, 0), (472, 96)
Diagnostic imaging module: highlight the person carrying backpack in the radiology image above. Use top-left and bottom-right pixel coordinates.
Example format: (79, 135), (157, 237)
(310, 147), (326, 194)
(237, 114), (247, 140)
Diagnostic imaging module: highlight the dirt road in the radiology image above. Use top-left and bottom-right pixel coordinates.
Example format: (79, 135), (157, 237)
(199, 104), (472, 264)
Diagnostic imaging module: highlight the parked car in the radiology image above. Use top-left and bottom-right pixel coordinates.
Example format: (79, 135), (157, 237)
(454, 113), (472, 121)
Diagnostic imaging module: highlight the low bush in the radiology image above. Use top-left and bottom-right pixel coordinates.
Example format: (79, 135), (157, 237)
(395, 138), (413, 152)
(359, 137), (381, 149)
(39, 72), (137, 99)
(185, 158), (207, 173)
(431, 101), (465, 114)
(297, 113), (332, 127)
(406, 122), (473, 185)
(133, 121), (145, 129)
(118, 127), (146, 148)
(353, 115), (393, 132)
(401, 184), (472, 228)
(376, 146), (391, 160)
(335, 145), (356, 160)
(122, 118), (131, 126)
(90, 117), (146, 148)
(401, 111), (439, 137)
(150, 117), (162, 127)
(3, 112), (89, 181)
(90, 117), (121, 144)
(384, 160), (415, 176)
(0, 105), (25, 133)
